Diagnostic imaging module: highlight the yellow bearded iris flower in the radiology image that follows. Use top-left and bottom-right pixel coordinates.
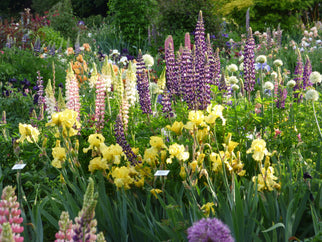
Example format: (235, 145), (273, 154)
(17, 123), (40, 143)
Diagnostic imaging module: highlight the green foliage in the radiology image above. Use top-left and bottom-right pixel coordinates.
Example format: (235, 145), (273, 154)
(31, 0), (57, 14)
(47, 0), (78, 43)
(37, 26), (68, 49)
(0, 47), (66, 88)
(107, 0), (159, 52)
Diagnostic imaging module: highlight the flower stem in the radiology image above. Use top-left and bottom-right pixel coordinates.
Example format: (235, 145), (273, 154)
(312, 101), (322, 139)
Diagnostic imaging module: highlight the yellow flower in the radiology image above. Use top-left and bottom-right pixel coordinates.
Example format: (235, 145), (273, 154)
(179, 166), (186, 180)
(88, 157), (108, 172)
(196, 127), (209, 142)
(166, 143), (189, 164)
(83, 133), (105, 153)
(149, 136), (166, 150)
(101, 144), (123, 164)
(252, 166), (280, 191)
(185, 110), (205, 130)
(150, 188), (162, 199)
(201, 202), (215, 217)
(134, 177), (145, 188)
(205, 104), (226, 125)
(247, 139), (270, 162)
(51, 146), (66, 169)
(209, 152), (222, 172)
(47, 109), (80, 138)
(190, 160), (198, 172)
(17, 123), (40, 143)
(166, 121), (184, 135)
(143, 147), (159, 165)
(112, 166), (134, 190)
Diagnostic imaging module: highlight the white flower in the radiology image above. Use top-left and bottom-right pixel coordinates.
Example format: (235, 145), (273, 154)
(119, 56), (128, 65)
(227, 64), (238, 72)
(287, 80), (296, 88)
(271, 71), (278, 79)
(309, 71), (322, 84)
(264, 81), (274, 90)
(143, 54), (154, 68)
(305, 89), (319, 101)
(273, 59), (283, 67)
(231, 84), (239, 91)
(87, 33), (92, 38)
(111, 49), (120, 56)
(239, 63), (244, 71)
(256, 55), (267, 64)
(239, 55), (244, 62)
(228, 76), (239, 85)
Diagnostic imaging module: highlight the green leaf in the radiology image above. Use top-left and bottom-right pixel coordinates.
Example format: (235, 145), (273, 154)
(262, 222), (285, 233)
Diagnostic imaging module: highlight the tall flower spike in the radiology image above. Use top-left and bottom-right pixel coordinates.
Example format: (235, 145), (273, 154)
(114, 113), (138, 165)
(198, 53), (211, 110)
(36, 71), (45, 120)
(136, 50), (152, 115)
(302, 55), (312, 90)
(94, 75), (106, 132)
(55, 211), (72, 242)
(0, 186), (24, 242)
(44, 80), (56, 121)
(165, 36), (177, 97)
(65, 63), (81, 118)
(181, 38), (193, 103)
(161, 90), (173, 118)
(214, 48), (221, 86)
(206, 34), (216, 85)
(71, 177), (98, 241)
(125, 61), (137, 107)
(293, 48), (304, 101)
(243, 27), (256, 96)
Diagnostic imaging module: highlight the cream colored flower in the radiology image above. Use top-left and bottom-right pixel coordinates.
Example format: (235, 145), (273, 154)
(166, 143), (189, 164)
(247, 138), (270, 162)
(17, 123), (40, 143)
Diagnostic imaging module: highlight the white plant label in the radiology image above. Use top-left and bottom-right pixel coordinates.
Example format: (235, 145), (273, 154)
(154, 170), (170, 176)
(12, 164), (26, 170)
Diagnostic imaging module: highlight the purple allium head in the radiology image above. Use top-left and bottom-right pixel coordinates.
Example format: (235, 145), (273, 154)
(187, 218), (234, 242)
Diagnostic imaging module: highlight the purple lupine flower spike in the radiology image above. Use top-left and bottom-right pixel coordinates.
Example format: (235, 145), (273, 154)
(243, 27), (256, 97)
(136, 50), (152, 115)
(276, 87), (287, 109)
(302, 55), (312, 90)
(214, 48), (221, 86)
(181, 42), (193, 103)
(293, 49), (304, 101)
(198, 53), (211, 110)
(206, 34), (216, 85)
(161, 90), (174, 118)
(165, 36), (176, 97)
(114, 113), (138, 165)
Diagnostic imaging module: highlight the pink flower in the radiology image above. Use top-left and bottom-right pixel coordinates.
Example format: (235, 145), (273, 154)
(274, 129), (281, 138)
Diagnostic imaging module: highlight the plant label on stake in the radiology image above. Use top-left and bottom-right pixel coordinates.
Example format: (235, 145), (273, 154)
(154, 170), (170, 176)
(12, 164), (26, 170)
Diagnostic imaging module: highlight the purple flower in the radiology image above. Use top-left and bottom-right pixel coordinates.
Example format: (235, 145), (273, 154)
(187, 218), (234, 242)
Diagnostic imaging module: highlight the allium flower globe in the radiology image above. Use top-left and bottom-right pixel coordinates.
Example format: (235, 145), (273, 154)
(256, 55), (267, 64)
(231, 84), (239, 91)
(187, 218), (234, 242)
(287, 80), (296, 88)
(273, 59), (283, 67)
(228, 76), (239, 85)
(309, 71), (322, 84)
(227, 64), (238, 72)
(305, 89), (319, 101)
(263, 81), (274, 90)
(142, 54), (154, 68)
